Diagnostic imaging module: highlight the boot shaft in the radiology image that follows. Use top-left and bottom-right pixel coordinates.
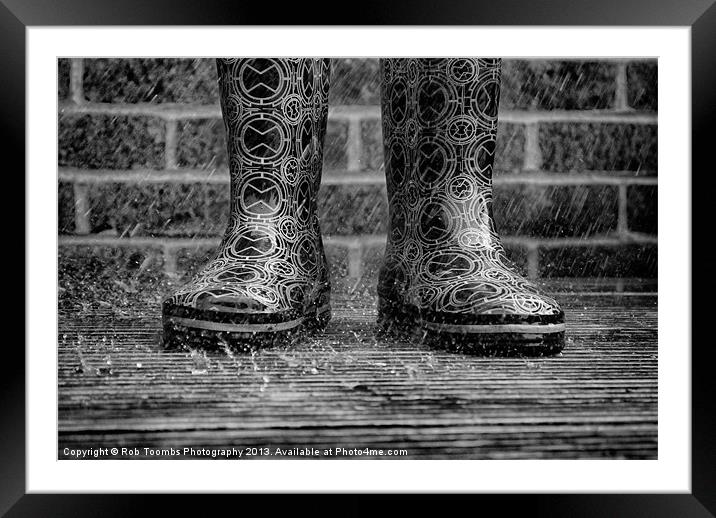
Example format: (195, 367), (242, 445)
(380, 58), (503, 250)
(165, 58), (333, 323)
(216, 58), (331, 232)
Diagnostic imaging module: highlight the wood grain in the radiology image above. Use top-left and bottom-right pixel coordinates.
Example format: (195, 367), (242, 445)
(58, 288), (657, 459)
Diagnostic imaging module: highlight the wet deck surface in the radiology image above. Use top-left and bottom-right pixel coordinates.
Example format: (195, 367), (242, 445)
(58, 280), (657, 459)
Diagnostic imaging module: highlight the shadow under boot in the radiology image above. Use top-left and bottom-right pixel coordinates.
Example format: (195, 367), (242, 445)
(377, 58), (565, 356)
(163, 58), (332, 351)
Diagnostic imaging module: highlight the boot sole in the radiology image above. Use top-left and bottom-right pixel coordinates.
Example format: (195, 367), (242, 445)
(163, 302), (331, 351)
(378, 300), (565, 357)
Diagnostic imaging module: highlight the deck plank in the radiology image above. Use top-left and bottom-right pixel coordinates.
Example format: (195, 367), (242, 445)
(58, 290), (657, 459)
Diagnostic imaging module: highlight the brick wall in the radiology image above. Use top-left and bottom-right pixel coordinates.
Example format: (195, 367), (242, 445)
(58, 58), (657, 309)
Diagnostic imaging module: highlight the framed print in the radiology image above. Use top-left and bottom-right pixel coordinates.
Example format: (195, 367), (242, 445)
(8, 0), (714, 513)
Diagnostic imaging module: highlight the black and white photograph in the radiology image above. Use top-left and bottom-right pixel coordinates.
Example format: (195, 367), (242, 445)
(57, 55), (658, 460)
(9, 5), (709, 506)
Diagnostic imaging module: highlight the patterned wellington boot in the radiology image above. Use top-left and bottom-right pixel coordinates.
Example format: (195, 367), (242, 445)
(377, 58), (565, 355)
(163, 58), (332, 350)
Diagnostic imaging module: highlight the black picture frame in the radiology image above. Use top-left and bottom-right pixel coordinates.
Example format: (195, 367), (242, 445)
(7, 0), (713, 513)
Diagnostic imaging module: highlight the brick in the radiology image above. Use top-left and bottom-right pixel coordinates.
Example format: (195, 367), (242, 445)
(58, 244), (167, 312)
(540, 244), (657, 277)
(495, 122), (525, 173)
(82, 58), (219, 104)
(493, 184), (619, 237)
(58, 115), (165, 169)
(324, 119), (349, 170)
(547, 277), (658, 292)
(539, 123), (657, 173)
(58, 182), (75, 234)
(502, 243), (530, 275)
(85, 183), (229, 237)
(330, 58), (381, 105)
(627, 185), (658, 235)
(58, 59), (71, 101)
(319, 185), (388, 235)
(324, 243), (351, 292)
(360, 118), (383, 172)
(175, 245), (218, 280)
(627, 61), (657, 111)
(177, 119), (227, 169)
(501, 60), (617, 110)
(360, 242), (386, 295)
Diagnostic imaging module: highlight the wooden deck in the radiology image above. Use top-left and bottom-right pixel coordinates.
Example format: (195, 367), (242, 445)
(58, 280), (657, 459)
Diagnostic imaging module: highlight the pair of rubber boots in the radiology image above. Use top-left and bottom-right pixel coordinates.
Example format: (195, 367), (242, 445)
(162, 58), (565, 355)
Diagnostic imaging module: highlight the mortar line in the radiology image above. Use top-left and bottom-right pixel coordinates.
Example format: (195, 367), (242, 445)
(162, 244), (178, 277)
(614, 62), (630, 111)
(58, 167), (658, 186)
(58, 102), (658, 125)
(346, 241), (363, 280)
(346, 117), (363, 171)
(164, 120), (179, 170)
(69, 59), (84, 105)
(523, 122), (542, 171)
(617, 183), (629, 235)
(59, 233), (656, 249)
(71, 183), (91, 234)
(526, 244), (540, 280)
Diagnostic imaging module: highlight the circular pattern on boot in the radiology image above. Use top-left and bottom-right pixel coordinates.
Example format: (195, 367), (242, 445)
(416, 136), (456, 190)
(235, 59), (290, 105)
(239, 172), (285, 219)
(378, 57), (564, 323)
(166, 59), (332, 322)
(239, 113), (289, 164)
